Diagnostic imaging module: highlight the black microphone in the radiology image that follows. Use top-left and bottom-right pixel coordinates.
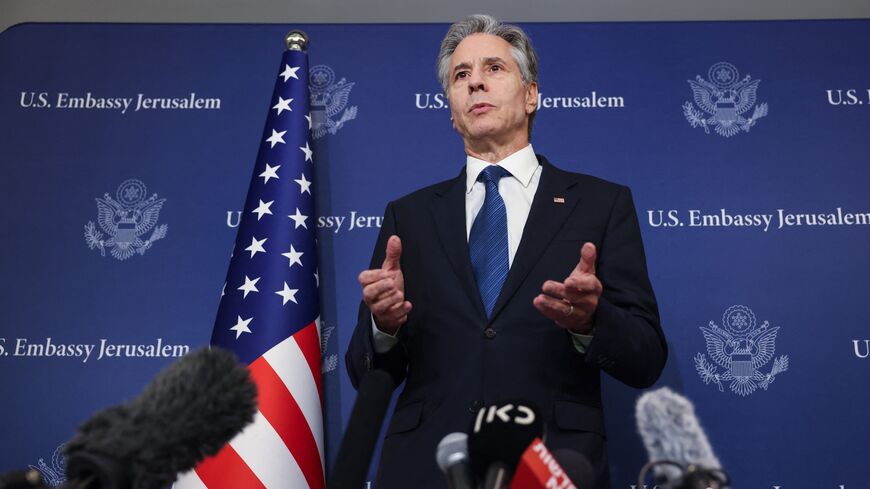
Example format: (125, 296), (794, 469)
(62, 346), (258, 489)
(326, 369), (395, 489)
(467, 400), (543, 489)
(551, 450), (597, 489)
(635, 387), (730, 489)
(0, 469), (45, 489)
(436, 433), (474, 489)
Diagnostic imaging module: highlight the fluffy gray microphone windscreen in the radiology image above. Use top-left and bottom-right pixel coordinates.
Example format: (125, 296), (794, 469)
(64, 347), (258, 489)
(635, 387), (721, 482)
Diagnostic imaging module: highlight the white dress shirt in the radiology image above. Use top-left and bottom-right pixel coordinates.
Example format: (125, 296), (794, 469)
(372, 144), (593, 352)
(464, 144), (541, 266)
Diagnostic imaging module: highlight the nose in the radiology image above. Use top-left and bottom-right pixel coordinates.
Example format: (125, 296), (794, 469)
(467, 69), (486, 93)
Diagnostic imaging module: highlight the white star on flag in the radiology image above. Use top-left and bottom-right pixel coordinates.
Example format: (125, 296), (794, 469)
(300, 142), (313, 162)
(259, 163), (280, 184)
(279, 64), (300, 82)
(229, 315), (253, 339)
(281, 245), (304, 268)
(275, 282), (299, 305)
(272, 96), (293, 115)
(237, 275), (260, 298)
(294, 173), (312, 194)
(245, 236), (268, 258)
(288, 208), (308, 229)
(266, 129), (287, 148)
(252, 200), (274, 220)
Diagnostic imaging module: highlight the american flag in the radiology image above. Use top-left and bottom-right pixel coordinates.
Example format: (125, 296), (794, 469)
(175, 47), (324, 489)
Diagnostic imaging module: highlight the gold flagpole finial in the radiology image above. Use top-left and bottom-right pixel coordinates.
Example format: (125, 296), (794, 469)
(285, 30), (309, 52)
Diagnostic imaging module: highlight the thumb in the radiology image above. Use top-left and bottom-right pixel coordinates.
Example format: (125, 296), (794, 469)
(577, 242), (597, 275)
(382, 235), (402, 271)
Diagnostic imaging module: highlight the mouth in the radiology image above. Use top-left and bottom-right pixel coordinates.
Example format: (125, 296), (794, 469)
(468, 102), (494, 114)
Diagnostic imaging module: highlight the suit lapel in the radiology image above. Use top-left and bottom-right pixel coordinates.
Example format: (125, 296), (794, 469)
(430, 168), (487, 320)
(490, 157), (581, 322)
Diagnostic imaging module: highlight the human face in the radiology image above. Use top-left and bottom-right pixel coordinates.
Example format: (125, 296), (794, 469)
(447, 33), (538, 153)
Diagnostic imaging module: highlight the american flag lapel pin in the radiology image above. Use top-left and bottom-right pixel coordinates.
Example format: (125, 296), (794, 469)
(553, 197), (565, 204)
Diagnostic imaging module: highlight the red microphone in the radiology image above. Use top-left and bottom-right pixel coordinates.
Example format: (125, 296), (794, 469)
(508, 438), (576, 489)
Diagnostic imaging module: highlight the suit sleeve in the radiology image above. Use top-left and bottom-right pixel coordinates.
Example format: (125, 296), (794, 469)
(582, 186), (668, 388)
(345, 201), (410, 390)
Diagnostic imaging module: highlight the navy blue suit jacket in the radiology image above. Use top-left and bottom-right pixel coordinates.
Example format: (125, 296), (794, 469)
(346, 156), (667, 489)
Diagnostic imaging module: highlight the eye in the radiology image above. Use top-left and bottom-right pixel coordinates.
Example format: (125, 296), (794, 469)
(454, 71), (469, 80)
(490, 64), (503, 72)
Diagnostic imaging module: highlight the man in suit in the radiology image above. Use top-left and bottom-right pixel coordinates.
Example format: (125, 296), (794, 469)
(346, 14), (667, 489)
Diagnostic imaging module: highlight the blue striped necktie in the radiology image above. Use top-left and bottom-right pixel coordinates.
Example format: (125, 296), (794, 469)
(469, 165), (511, 318)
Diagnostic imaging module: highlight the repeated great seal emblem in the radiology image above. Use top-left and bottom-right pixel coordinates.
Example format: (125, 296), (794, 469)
(84, 179), (168, 260)
(309, 65), (358, 139)
(694, 305), (789, 396)
(683, 62), (768, 137)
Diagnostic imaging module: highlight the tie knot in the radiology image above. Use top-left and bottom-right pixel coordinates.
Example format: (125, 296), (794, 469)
(477, 165), (511, 184)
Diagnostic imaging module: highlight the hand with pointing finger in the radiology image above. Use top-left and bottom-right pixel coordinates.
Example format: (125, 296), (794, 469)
(358, 235), (412, 335)
(533, 242), (602, 334)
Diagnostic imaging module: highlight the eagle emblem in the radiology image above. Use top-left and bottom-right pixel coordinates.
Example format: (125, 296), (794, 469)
(694, 305), (789, 396)
(683, 62), (768, 137)
(84, 179), (168, 260)
(318, 318), (338, 374)
(309, 65), (358, 139)
(29, 444), (66, 486)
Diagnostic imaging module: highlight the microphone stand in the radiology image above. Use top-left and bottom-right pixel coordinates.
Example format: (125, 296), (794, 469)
(637, 460), (730, 489)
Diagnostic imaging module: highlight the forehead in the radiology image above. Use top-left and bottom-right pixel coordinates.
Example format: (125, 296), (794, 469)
(450, 33), (516, 67)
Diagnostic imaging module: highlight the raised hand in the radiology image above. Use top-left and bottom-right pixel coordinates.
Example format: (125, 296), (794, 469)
(533, 242), (602, 334)
(358, 235), (412, 335)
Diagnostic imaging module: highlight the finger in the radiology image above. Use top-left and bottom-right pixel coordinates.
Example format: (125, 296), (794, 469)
(387, 300), (413, 317)
(564, 275), (602, 298)
(358, 269), (392, 286)
(534, 294), (594, 330)
(533, 294), (573, 321)
(544, 277), (601, 304)
(374, 300), (412, 323)
(388, 305), (412, 328)
(362, 278), (398, 302)
(370, 292), (405, 317)
(541, 280), (567, 299)
(382, 235), (403, 271)
(576, 242), (597, 275)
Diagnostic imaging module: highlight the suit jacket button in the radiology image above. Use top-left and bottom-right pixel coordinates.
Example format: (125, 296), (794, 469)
(469, 400), (482, 413)
(483, 328), (497, 339)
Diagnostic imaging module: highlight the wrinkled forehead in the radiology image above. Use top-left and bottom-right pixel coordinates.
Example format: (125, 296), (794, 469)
(449, 33), (518, 70)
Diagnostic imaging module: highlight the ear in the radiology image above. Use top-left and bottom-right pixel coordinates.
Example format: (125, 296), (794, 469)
(447, 98), (458, 129)
(525, 82), (539, 114)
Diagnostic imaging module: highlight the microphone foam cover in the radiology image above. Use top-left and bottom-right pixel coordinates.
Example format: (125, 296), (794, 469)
(635, 387), (721, 482)
(436, 432), (469, 472)
(65, 347), (257, 489)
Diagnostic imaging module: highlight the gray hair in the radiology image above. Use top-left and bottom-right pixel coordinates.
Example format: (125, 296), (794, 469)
(437, 14), (538, 93)
(437, 14), (539, 132)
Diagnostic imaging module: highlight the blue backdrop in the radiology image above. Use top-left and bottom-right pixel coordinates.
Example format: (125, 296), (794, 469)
(1, 20), (868, 488)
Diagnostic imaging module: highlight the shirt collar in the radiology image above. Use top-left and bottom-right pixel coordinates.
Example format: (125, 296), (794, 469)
(465, 144), (539, 194)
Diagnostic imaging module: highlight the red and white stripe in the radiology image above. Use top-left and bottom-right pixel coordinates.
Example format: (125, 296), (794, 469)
(175, 321), (324, 489)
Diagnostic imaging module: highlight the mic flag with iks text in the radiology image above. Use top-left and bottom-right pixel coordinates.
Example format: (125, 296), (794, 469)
(175, 34), (325, 489)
